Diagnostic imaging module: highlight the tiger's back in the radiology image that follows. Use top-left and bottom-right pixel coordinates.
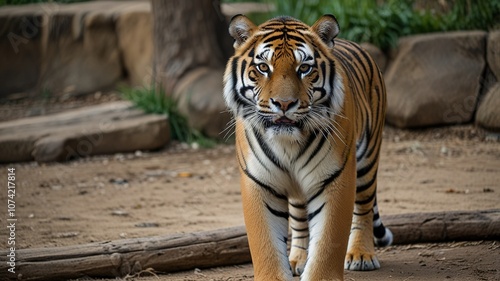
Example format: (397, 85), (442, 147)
(223, 14), (392, 281)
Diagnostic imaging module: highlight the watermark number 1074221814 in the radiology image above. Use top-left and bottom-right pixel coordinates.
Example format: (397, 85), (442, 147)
(7, 167), (17, 274)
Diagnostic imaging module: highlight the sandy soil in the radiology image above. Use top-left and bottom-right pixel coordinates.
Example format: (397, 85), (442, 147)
(0, 95), (499, 280)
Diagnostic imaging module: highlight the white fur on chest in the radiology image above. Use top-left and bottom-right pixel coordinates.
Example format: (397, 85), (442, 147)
(245, 131), (342, 201)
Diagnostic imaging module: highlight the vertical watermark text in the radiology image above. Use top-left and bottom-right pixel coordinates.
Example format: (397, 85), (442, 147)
(6, 168), (16, 274)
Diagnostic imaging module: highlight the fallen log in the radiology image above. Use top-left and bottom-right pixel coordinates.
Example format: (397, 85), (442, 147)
(5, 226), (250, 281)
(384, 209), (500, 244)
(1, 209), (498, 281)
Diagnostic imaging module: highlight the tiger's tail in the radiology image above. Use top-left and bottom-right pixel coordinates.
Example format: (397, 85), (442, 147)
(373, 198), (393, 247)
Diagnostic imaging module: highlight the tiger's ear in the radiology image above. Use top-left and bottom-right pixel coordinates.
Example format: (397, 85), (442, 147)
(312, 14), (340, 48)
(229, 14), (257, 49)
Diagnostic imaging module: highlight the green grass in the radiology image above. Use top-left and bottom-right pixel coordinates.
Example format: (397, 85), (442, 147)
(121, 86), (216, 148)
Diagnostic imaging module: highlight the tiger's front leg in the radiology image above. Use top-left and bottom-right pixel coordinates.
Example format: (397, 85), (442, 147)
(288, 201), (309, 276)
(300, 160), (356, 281)
(240, 174), (293, 281)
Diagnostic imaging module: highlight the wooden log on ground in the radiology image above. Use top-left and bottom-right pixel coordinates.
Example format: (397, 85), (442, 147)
(6, 226), (250, 281)
(384, 209), (500, 244)
(1, 210), (498, 280)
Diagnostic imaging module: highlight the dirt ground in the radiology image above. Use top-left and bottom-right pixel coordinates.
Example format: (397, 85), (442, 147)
(0, 94), (500, 280)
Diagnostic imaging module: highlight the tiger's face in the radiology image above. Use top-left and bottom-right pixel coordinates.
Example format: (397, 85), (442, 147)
(223, 15), (344, 142)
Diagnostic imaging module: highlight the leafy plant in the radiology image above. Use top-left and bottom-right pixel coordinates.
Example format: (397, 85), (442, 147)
(441, 0), (500, 31)
(121, 86), (216, 148)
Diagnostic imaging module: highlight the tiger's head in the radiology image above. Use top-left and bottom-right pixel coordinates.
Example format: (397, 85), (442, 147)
(223, 15), (344, 142)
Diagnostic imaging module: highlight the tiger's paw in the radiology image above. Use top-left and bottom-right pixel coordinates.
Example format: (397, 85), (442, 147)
(344, 250), (380, 271)
(289, 249), (307, 276)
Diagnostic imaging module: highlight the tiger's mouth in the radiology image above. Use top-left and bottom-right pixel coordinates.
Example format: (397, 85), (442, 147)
(263, 116), (303, 129)
(274, 117), (296, 125)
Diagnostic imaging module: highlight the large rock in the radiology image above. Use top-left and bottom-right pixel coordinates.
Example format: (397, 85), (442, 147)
(476, 83), (500, 132)
(478, 31), (500, 99)
(116, 3), (153, 86)
(173, 68), (231, 140)
(385, 31), (487, 128)
(487, 30), (500, 81)
(0, 101), (169, 163)
(39, 5), (122, 95)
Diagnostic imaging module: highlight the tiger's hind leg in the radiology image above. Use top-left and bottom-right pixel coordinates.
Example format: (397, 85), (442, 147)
(345, 154), (392, 270)
(373, 198), (393, 247)
(345, 197), (380, 270)
(288, 201), (309, 276)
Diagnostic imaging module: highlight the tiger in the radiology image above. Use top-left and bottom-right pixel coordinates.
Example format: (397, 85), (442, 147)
(223, 14), (393, 281)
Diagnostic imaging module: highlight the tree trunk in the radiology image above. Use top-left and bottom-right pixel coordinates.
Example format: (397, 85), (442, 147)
(151, 0), (232, 94)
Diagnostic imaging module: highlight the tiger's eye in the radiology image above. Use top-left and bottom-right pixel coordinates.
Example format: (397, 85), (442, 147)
(257, 63), (269, 73)
(299, 64), (311, 74)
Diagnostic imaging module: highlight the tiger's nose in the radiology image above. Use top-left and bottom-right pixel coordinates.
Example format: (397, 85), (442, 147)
(270, 98), (298, 113)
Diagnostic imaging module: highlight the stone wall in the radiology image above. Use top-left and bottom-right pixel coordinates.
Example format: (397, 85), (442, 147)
(0, 1), (152, 98)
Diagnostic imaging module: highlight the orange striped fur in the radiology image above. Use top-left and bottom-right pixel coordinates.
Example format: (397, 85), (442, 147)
(223, 15), (393, 281)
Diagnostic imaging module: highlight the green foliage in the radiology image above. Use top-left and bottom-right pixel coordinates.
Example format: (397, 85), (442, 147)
(121, 86), (216, 148)
(223, 0), (500, 50)
(442, 0), (500, 30)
